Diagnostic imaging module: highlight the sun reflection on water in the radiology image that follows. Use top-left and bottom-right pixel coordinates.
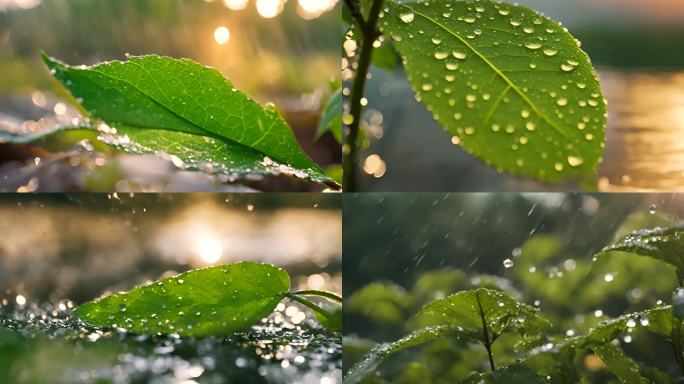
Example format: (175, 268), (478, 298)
(599, 70), (684, 191)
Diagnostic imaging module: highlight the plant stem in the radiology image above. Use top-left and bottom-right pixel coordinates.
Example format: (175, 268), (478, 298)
(291, 290), (343, 303)
(342, 0), (383, 191)
(475, 291), (496, 371)
(284, 292), (336, 323)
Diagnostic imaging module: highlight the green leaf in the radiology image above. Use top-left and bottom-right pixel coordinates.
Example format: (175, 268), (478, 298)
(414, 288), (549, 337)
(74, 261), (290, 337)
(498, 307), (673, 383)
(347, 282), (412, 325)
(378, 0), (606, 184)
(596, 224), (684, 285)
(344, 325), (476, 384)
(565, 307), (674, 349)
(461, 363), (555, 384)
(590, 343), (648, 384)
(315, 87), (343, 143)
(315, 307), (342, 332)
(42, 53), (337, 186)
(371, 42), (398, 69)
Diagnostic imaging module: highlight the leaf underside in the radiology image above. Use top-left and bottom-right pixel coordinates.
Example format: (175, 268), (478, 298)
(380, 0), (606, 183)
(41, 54), (335, 185)
(74, 262), (290, 337)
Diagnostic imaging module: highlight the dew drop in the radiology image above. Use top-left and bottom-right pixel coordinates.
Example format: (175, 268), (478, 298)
(452, 50), (467, 60)
(524, 41), (542, 50)
(543, 48), (558, 57)
(400, 12), (415, 23)
(560, 63), (575, 72)
(557, 98), (568, 106)
(434, 52), (449, 60)
(567, 156), (583, 167)
(446, 62), (459, 71)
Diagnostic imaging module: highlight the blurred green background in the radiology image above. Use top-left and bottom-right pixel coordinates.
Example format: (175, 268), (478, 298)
(352, 0), (684, 192)
(344, 193), (684, 382)
(0, 0), (341, 192)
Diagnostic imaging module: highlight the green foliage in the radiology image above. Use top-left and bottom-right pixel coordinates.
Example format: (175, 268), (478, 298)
(378, 0), (605, 184)
(597, 224), (684, 285)
(414, 288), (549, 337)
(39, 54), (337, 187)
(316, 86), (343, 143)
(346, 282), (412, 325)
(75, 262), (340, 337)
(346, 211), (684, 383)
(346, 288), (548, 383)
(345, 325), (477, 384)
(371, 42), (398, 69)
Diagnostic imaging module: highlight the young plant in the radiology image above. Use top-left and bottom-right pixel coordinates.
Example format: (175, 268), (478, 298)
(345, 287), (549, 383)
(75, 261), (341, 336)
(1, 54), (340, 190)
(342, 0), (606, 190)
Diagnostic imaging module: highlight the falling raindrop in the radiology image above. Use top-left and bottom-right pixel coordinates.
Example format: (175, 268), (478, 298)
(649, 204), (658, 214)
(503, 259), (514, 268)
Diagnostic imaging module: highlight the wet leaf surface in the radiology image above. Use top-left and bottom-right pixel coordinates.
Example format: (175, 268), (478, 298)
(41, 54), (336, 186)
(344, 325), (475, 384)
(597, 224), (684, 284)
(379, 0), (606, 184)
(75, 262), (290, 337)
(414, 287), (549, 336)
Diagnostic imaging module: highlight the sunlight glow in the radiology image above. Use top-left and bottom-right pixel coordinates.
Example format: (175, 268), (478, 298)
(193, 233), (224, 264)
(0, 0), (41, 11)
(222, 0), (249, 10)
(213, 26), (230, 45)
(363, 154), (386, 178)
(297, 0), (336, 19)
(256, 0), (285, 18)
